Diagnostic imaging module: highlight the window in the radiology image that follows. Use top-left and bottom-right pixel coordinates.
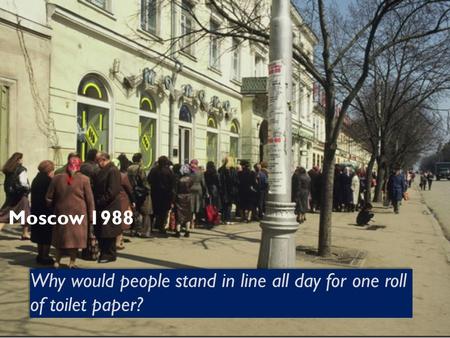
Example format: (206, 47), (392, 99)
(141, 0), (157, 35)
(86, 0), (109, 11)
(254, 55), (265, 77)
(231, 39), (240, 81)
(180, 0), (194, 55)
(209, 20), (220, 70)
(230, 119), (239, 162)
(139, 93), (157, 169)
(77, 74), (110, 161)
(207, 114), (218, 164)
(179, 104), (192, 123)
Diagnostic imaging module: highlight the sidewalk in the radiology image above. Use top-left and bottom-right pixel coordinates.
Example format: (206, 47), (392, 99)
(0, 186), (449, 336)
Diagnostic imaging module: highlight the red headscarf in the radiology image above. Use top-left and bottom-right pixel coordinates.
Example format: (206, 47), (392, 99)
(66, 157), (81, 185)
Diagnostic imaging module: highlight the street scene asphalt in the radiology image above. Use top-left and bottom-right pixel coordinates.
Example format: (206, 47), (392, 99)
(420, 179), (450, 241)
(0, 184), (449, 336)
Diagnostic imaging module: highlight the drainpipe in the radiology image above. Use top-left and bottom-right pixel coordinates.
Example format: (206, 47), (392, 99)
(168, 0), (176, 161)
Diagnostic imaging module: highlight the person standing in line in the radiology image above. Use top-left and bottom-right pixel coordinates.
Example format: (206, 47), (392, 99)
(230, 165), (241, 219)
(292, 167), (311, 223)
(128, 153), (152, 237)
(351, 169), (361, 212)
(426, 171), (434, 190)
(218, 157), (234, 224)
(254, 163), (268, 220)
(0, 152), (31, 239)
(341, 167), (353, 212)
(260, 161), (269, 215)
(30, 160), (55, 265)
(387, 167), (406, 214)
(93, 152), (123, 263)
(238, 160), (257, 223)
(189, 159), (208, 227)
(204, 161), (221, 228)
(308, 166), (322, 213)
(116, 154), (135, 249)
(80, 149), (99, 188)
(148, 156), (175, 234)
(174, 164), (194, 237)
(46, 156), (94, 268)
(54, 152), (79, 175)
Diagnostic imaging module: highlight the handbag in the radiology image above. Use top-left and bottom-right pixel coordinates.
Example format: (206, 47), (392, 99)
(81, 226), (99, 261)
(168, 209), (177, 231)
(205, 199), (220, 225)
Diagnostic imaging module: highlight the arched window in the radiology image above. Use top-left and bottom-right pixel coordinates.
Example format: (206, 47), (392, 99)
(139, 92), (158, 169)
(230, 119), (240, 162)
(179, 104), (192, 123)
(206, 114), (218, 164)
(77, 74), (111, 161)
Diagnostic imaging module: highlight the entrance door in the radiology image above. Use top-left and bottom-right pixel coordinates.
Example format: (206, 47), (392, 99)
(178, 127), (191, 164)
(77, 103), (109, 161)
(0, 85), (9, 205)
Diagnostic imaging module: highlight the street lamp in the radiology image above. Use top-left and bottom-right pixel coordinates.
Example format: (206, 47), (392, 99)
(257, 0), (298, 268)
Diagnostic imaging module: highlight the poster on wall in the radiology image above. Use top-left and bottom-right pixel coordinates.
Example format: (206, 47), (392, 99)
(266, 60), (288, 195)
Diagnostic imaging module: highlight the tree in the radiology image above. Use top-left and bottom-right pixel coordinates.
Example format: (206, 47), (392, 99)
(132, 0), (450, 256)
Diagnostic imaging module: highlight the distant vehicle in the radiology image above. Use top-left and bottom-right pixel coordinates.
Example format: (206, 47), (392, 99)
(435, 162), (450, 180)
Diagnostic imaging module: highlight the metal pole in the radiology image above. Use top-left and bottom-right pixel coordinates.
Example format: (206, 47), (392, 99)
(257, 0), (298, 268)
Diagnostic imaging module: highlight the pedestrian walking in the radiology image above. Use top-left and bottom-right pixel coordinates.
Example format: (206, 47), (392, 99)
(204, 161), (221, 227)
(174, 164), (194, 237)
(148, 155), (175, 234)
(128, 153), (152, 237)
(189, 159), (208, 227)
(30, 160), (55, 265)
(387, 168), (406, 214)
(0, 152), (31, 240)
(426, 171), (434, 190)
(420, 172), (427, 190)
(93, 152), (123, 263)
(292, 167), (311, 223)
(46, 155), (94, 268)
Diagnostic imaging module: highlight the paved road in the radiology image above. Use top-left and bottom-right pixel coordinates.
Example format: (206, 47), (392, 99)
(0, 187), (449, 335)
(419, 179), (450, 241)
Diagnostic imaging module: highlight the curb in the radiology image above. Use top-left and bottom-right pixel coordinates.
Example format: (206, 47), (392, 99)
(417, 186), (450, 264)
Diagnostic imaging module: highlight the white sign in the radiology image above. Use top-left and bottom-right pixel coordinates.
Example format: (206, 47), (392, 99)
(267, 60), (288, 195)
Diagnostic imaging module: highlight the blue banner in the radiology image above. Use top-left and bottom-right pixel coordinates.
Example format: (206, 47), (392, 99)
(29, 269), (412, 318)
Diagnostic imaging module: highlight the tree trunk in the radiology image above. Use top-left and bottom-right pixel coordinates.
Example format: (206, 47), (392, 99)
(373, 159), (385, 202)
(318, 143), (336, 257)
(364, 153), (376, 204)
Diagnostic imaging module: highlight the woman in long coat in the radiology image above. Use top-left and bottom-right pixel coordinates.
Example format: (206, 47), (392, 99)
(292, 167), (311, 223)
(204, 161), (221, 223)
(148, 156), (175, 234)
(30, 160), (55, 265)
(238, 160), (257, 223)
(0, 152), (31, 239)
(93, 152), (123, 263)
(46, 156), (94, 268)
(174, 164), (194, 238)
(115, 156), (134, 249)
(189, 159), (207, 226)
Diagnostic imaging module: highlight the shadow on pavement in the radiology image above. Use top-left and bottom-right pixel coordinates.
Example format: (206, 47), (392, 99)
(117, 252), (199, 269)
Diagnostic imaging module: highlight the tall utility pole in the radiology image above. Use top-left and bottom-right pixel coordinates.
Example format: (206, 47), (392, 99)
(257, 0), (298, 268)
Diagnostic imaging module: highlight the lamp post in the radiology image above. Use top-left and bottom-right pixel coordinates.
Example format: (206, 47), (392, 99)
(257, 0), (298, 268)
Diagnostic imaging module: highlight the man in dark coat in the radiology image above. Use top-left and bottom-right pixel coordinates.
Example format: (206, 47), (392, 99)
(387, 168), (406, 214)
(218, 157), (233, 224)
(80, 148), (99, 188)
(308, 166), (322, 213)
(292, 167), (311, 223)
(148, 156), (175, 234)
(93, 152), (122, 263)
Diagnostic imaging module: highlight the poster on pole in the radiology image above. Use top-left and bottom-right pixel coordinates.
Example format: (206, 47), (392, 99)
(267, 60), (287, 195)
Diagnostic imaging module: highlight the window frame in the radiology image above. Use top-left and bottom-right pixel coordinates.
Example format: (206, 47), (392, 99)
(180, 0), (195, 56)
(141, 0), (159, 36)
(209, 20), (221, 71)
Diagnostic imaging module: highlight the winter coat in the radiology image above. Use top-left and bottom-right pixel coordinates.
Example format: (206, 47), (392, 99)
(340, 173), (353, 204)
(189, 170), (207, 213)
(30, 172), (53, 245)
(119, 172), (134, 230)
(387, 174), (406, 202)
(204, 170), (221, 209)
(308, 169), (322, 202)
(218, 165), (233, 205)
(238, 169), (257, 210)
(128, 163), (152, 215)
(93, 162), (123, 238)
(45, 172), (94, 249)
(148, 165), (175, 216)
(175, 175), (194, 225)
(292, 172), (311, 214)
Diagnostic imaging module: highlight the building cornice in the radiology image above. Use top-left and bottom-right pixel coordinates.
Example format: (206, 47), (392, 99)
(0, 7), (52, 38)
(47, 4), (243, 100)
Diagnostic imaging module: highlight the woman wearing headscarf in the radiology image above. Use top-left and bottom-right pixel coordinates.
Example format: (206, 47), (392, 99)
(174, 164), (194, 237)
(292, 167), (311, 223)
(30, 160), (55, 265)
(93, 152), (123, 263)
(46, 156), (94, 268)
(148, 156), (175, 234)
(189, 159), (208, 227)
(0, 152), (31, 239)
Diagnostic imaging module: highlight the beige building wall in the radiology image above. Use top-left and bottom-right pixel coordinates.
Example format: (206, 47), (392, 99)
(0, 0), (51, 205)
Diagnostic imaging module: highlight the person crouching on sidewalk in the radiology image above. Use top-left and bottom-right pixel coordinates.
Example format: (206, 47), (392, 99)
(356, 203), (374, 226)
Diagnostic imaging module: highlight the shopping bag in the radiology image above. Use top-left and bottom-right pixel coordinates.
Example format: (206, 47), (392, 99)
(81, 226), (99, 261)
(205, 203), (220, 225)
